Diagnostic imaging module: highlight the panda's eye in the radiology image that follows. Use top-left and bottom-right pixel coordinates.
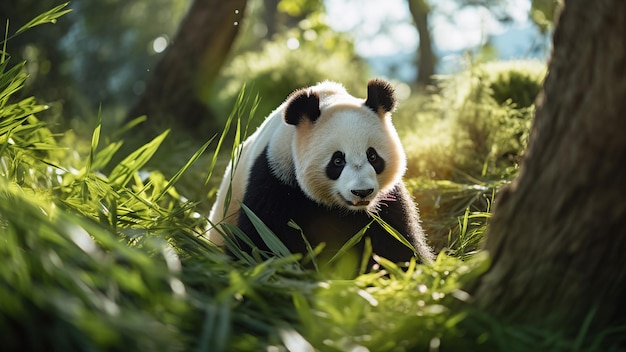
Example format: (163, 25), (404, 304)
(367, 149), (377, 162)
(326, 151), (345, 180)
(332, 153), (345, 167)
(367, 147), (385, 174)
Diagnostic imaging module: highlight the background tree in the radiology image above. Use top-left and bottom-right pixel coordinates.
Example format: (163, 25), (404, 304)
(407, 0), (435, 87)
(406, 0), (512, 87)
(63, 1), (187, 120)
(125, 0), (247, 136)
(469, 0), (626, 341)
(1, 0), (188, 125)
(261, 0), (322, 41)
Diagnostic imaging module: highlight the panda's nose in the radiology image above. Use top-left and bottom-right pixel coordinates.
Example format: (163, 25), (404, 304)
(351, 189), (374, 198)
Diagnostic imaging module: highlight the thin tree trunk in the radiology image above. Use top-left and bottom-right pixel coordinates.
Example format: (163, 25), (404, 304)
(263, 0), (280, 40)
(408, 0), (436, 87)
(126, 0), (247, 135)
(470, 0), (626, 339)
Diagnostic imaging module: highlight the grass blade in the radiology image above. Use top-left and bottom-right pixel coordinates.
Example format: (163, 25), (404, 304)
(1, 21), (7, 64)
(328, 221), (373, 264)
(15, 2), (72, 35)
(152, 136), (215, 203)
(108, 130), (169, 188)
(369, 213), (416, 251)
(197, 301), (231, 352)
(112, 115), (147, 140)
(239, 203), (292, 258)
(288, 220), (319, 271)
(85, 112), (102, 174)
(90, 141), (124, 172)
(220, 222), (258, 265)
(204, 88), (243, 186)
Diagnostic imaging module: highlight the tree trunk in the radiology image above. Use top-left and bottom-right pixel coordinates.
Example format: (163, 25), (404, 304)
(125, 0), (247, 135)
(470, 0), (626, 339)
(262, 0), (280, 40)
(407, 0), (436, 87)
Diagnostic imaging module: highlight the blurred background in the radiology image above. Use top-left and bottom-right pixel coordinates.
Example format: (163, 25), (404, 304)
(0, 0), (554, 133)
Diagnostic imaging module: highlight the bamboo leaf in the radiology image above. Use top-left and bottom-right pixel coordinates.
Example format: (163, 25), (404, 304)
(1, 21), (7, 64)
(373, 255), (405, 278)
(239, 203), (292, 258)
(220, 222), (257, 265)
(15, 3), (72, 35)
(152, 136), (214, 203)
(288, 220), (319, 271)
(90, 141), (123, 171)
(197, 301), (231, 352)
(112, 115), (146, 139)
(85, 114), (102, 174)
(204, 89), (241, 186)
(109, 130), (169, 188)
(328, 221), (373, 264)
(369, 213), (417, 254)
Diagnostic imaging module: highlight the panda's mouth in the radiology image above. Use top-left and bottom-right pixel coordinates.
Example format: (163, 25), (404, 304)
(339, 195), (371, 208)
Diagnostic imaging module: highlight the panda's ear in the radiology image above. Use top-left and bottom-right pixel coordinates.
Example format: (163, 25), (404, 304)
(284, 89), (321, 126)
(364, 78), (396, 117)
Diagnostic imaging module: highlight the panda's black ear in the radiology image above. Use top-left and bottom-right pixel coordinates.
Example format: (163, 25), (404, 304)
(364, 78), (396, 117)
(284, 89), (321, 126)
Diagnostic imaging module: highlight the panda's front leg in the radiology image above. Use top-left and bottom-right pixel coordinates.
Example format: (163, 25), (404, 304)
(369, 182), (435, 264)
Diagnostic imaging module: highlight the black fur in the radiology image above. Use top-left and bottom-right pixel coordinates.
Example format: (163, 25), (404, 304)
(284, 89), (321, 125)
(366, 147), (385, 174)
(364, 78), (396, 115)
(235, 147), (433, 266)
(326, 151), (346, 180)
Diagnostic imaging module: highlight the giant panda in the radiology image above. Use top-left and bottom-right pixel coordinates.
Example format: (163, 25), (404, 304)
(208, 78), (434, 265)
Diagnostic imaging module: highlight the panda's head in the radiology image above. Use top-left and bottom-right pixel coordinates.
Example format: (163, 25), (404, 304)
(283, 79), (407, 211)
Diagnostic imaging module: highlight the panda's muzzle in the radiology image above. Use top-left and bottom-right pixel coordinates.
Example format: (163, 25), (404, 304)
(344, 189), (374, 207)
(349, 200), (371, 207)
(351, 189), (374, 198)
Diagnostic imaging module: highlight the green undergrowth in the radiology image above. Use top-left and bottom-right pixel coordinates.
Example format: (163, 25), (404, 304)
(0, 30), (487, 348)
(3, 6), (614, 352)
(0, 79), (490, 349)
(395, 59), (546, 253)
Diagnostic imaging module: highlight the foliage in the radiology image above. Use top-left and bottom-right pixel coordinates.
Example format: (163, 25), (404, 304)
(295, 253), (490, 351)
(394, 60), (545, 251)
(210, 12), (369, 126)
(0, 0), (74, 109)
(0, 43), (484, 350)
(398, 60), (546, 181)
(531, 0), (563, 33)
(1, 0), (188, 127)
(278, 0), (324, 17)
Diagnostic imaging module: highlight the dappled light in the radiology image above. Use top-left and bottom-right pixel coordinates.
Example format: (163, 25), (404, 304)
(3, 0), (625, 351)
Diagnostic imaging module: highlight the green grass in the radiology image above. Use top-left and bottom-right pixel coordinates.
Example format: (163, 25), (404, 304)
(2, 6), (622, 352)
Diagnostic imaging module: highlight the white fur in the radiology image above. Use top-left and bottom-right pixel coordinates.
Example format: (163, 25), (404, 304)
(207, 81), (406, 246)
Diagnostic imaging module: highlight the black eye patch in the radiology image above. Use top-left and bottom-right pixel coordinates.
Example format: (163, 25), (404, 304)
(326, 151), (345, 180)
(367, 147), (385, 174)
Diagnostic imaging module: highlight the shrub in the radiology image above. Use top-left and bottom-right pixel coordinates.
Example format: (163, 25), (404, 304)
(209, 22), (370, 126)
(398, 60), (546, 182)
(395, 60), (546, 252)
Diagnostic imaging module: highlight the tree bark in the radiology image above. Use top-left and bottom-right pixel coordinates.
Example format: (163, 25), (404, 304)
(407, 0), (436, 87)
(125, 0), (247, 135)
(262, 0), (280, 40)
(470, 0), (626, 339)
